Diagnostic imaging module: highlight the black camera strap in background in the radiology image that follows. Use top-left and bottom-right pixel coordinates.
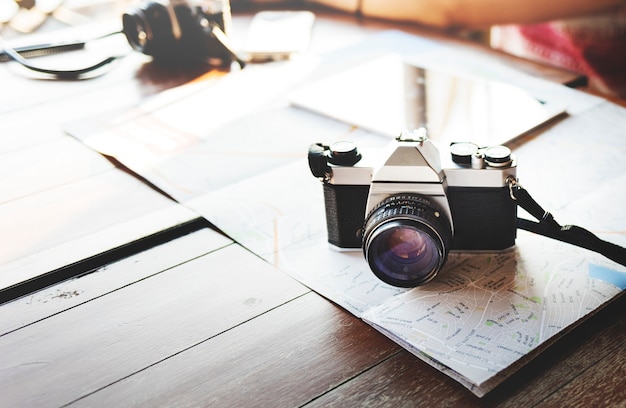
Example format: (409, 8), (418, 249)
(0, 31), (125, 79)
(507, 177), (626, 267)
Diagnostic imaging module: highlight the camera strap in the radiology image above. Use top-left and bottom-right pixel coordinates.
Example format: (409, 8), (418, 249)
(0, 31), (125, 79)
(308, 143), (332, 182)
(508, 178), (626, 267)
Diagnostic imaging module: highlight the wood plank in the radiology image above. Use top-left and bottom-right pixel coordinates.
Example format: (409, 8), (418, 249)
(0, 136), (112, 204)
(304, 350), (473, 407)
(0, 115), (67, 156)
(539, 337), (626, 407)
(68, 292), (402, 407)
(0, 228), (232, 334)
(0, 169), (197, 291)
(0, 244), (309, 407)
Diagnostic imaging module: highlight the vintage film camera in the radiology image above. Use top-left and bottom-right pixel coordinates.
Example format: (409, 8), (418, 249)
(122, 0), (240, 66)
(308, 129), (518, 288)
(0, 0), (242, 78)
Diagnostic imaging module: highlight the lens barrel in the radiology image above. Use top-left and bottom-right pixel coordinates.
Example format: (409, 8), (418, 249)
(122, 11), (149, 52)
(363, 194), (452, 287)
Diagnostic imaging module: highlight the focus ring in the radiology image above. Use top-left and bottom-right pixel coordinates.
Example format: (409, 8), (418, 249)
(362, 193), (452, 287)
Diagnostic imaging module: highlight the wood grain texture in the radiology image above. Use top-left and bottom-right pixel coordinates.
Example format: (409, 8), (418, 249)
(0, 136), (112, 205)
(0, 244), (308, 407)
(538, 346), (626, 408)
(69, 292), (402, 407)
(0, 169), (197, 290)
(0, 228), (232, 334)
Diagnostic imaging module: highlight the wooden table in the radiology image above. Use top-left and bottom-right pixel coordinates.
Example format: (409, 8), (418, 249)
(1, 4), (624, 407)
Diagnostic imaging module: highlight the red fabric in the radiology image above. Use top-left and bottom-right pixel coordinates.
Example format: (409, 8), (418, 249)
(492, 8), (626, 98)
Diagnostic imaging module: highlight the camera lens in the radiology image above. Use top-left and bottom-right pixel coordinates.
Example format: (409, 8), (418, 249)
(122, 2), (182, 59)
(122, 9), (150, 52)
(363, 194), (452, 287)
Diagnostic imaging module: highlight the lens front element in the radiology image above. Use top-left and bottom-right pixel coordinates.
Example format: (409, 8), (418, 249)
(385, 226), (437, 262)
(363, 194), (452, 287)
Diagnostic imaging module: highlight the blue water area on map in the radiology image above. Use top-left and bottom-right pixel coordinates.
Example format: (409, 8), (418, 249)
(589, 264), (626, 290)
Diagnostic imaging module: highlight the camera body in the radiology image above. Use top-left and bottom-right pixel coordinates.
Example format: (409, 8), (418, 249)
(308, 129), (518, 287)
(122, 0), (235, 65)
